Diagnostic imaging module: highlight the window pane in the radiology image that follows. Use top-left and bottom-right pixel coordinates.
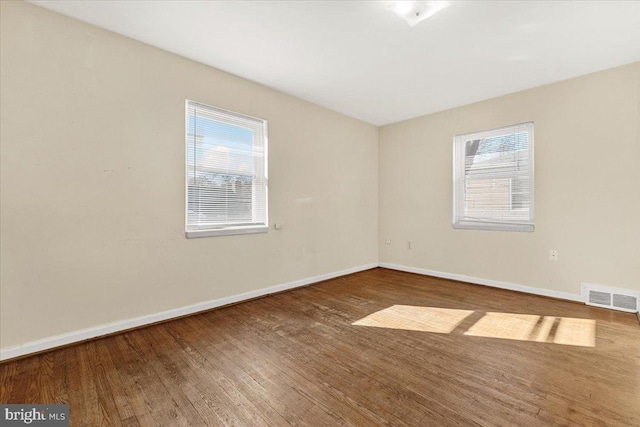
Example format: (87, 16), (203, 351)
(186, 101), (268, 237)
(454, 123), (534, 231)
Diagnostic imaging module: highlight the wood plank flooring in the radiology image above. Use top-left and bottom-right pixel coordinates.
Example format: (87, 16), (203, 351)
(2, 267), (639, 426)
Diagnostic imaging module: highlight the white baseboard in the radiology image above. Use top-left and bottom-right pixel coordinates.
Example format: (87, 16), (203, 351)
(0, 263), (378, 361)
(379, 262), (582, 303)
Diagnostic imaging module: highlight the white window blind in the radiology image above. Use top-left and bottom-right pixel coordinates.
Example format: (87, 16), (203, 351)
(185, 100), (268, 238)
(453, 122), (534, 232)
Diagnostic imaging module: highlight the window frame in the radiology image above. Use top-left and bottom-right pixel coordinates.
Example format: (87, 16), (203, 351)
(452, 122), (535, 232)
(185, 100), (269, 239)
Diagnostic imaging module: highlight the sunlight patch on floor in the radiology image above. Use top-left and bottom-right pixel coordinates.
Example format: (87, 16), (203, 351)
(465, 312), (596, 347)
(353, 306), (596, 347)
(464, 312), (545, 341)
(553, 317), (596, 347)
(352, 305), (474, 334)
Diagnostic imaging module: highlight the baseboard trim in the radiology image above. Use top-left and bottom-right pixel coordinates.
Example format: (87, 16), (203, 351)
(0, 263), (378, 362)
(379, 262), (583, 303)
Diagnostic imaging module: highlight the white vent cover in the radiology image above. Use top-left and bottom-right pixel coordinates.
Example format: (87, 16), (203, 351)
(581, 283), (639, 313)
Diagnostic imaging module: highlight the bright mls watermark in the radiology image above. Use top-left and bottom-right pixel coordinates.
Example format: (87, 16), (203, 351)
(1, 405), (69, 426)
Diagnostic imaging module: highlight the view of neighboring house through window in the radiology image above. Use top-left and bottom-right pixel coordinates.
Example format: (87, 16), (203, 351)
(453, 122), (534, 232)
(185, 100), (268, 238)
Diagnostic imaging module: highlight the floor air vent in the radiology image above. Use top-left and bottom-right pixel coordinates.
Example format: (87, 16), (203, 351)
(581, 283), (639, 313)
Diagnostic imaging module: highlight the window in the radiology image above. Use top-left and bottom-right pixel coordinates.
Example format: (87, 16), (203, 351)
(453, 122), (534, 232)
(185, 100), (268, 238)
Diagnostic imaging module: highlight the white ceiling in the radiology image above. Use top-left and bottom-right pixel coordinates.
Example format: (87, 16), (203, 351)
(29, 1), (640, 126)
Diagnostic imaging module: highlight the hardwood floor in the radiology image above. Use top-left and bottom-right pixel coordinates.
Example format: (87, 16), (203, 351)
(2, 267), (639, 426)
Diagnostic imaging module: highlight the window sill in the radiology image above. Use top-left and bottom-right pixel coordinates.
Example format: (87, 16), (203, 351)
(186, 225), (269, 238)
(453, 222), (534, 232)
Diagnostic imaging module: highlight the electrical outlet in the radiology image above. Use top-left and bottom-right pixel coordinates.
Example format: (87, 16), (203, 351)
(408, 241), (412, 250)
(385, 239), (391, 245)
(549, 250), (558, 261)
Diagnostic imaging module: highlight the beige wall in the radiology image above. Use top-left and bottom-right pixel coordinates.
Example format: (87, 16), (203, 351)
(380, 61), (640, 295)
(0, 1), (379, 349)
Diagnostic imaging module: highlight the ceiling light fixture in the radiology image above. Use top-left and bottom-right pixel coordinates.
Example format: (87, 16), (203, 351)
(386, 1), (450, 27)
